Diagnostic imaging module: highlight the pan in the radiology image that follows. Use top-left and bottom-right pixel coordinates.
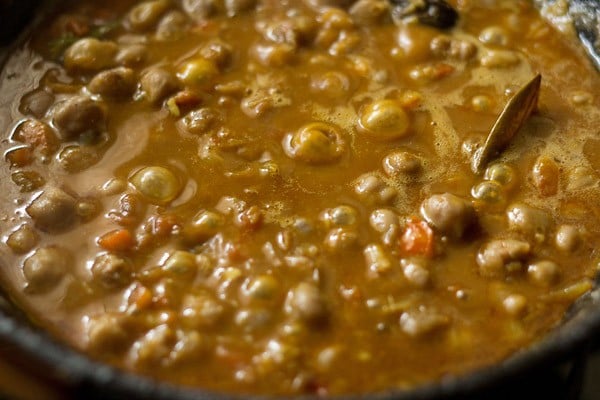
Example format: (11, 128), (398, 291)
(0, 1), (599, 399)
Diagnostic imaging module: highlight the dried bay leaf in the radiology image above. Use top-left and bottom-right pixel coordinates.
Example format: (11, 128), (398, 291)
(471, 74), (542, 174)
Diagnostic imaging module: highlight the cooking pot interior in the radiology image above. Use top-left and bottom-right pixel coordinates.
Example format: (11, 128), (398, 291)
(0, 1), (600, 399)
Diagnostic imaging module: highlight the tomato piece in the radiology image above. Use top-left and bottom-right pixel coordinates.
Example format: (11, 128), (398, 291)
(400, 217), (435, 257)
(98, 229), (136, 252)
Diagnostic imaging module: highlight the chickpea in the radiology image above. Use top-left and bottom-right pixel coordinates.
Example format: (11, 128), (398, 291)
(199, 39), (233, 69)
(23, 246), (71, 293)
(324, 227), (358, 251)
(320, 205), (358, 228)
(235, 205), (264, 230)
(502, 294), (527, 317)
(141, 67), (180, 104)
(256, 338), (301, 369)
(26, 187), (77, 232)
(349, 0), (389, 26)
(318, 7), (354, 30)
(52, 96), (106, 141)
(430, 35), (451, 56)
(178, 108), (221, 136)
(11, 171), (45, 193)
(241, 87), (291, 118)
(409, 63), (455, 82)
(354, 173), (397, 205)
(395, 24), (439, 62)
(282, 122), (346, 164)
(316, 345), (341, 371)
(527, 260), (560, 286)
(364, 243), (392, 276)
(252, 43), (295, 67)
(130, 166), (181, 204)
(400, 308), (450, 337)
(181, 0), (221, 19)
(169, 331), (210, 363)
(285, 282), (329, 325)
(110, 193), (145, 226)
(430, 36), (477, 60)
(369, 209), (398, 233)
(401, 258), (430, 288)
(480, 50), (520, 68)
(177, 58), (218, 86)
(234, 308), (272, 332)
(64, 38), (118, 71)
(358, 99), (410, 140)
(128, 324), (174, 366)
(156, 11), (189, 41)
(76, 199), (101, 222)
(163, 251), (197, 277)
(243, 275), (280, 302)
(506, 203), (551, 243)
(100, 178), (127, 195)
(382, 150), (421, 176)
(88, 67), (137, 100)
(57, 146), (100, 173)
(329, 31), (361, 56)
(479, 26), (508, 46)
(421, 193), (476, 239)
(6, 225), (38, 254)
(555, 225), (580, 253)
(183, 210), (224, 243)
(116, 44), (148, 67)
(127, 0), (171, 31)
(450, 40), (477, 60)
(311, 71), (350, 98)
(181, 293), (227, 329)
(91, 253), (133, 289)
(86, 313), (129, 352)
(471, 95), (492, 112)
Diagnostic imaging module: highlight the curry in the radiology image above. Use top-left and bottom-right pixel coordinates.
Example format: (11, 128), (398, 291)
(0, 0), (599, 396)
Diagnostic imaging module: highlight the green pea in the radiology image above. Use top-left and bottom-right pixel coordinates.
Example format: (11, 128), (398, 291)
(484, 163), (517, 189)
(471, 95), (492, 112)
(283, 122), (346, 164)
(130, 166), (180, 204)
(320, 205), (358, 228)
(471, 180), (504, 203)
(163, 250), (197, 277)
(183, 210), (224, 243)
(358, 99), (410, 140)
